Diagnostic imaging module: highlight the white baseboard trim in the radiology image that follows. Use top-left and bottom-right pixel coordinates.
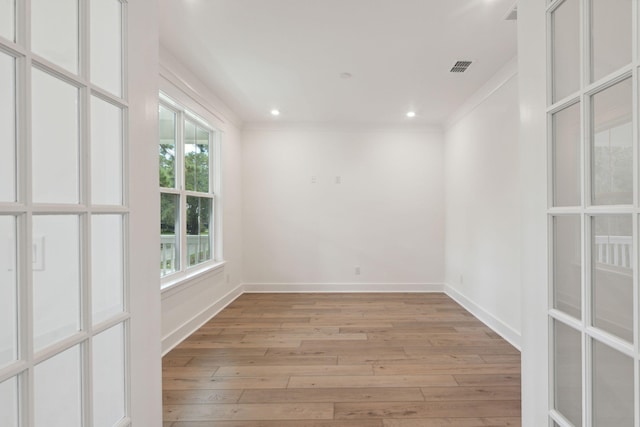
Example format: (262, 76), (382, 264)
(161, 284), (244, 356)
(444, 284), (522, 351)
(242, 283), (445, 293)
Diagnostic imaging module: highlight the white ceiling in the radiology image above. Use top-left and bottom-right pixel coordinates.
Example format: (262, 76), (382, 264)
(160, 0), (517, 126)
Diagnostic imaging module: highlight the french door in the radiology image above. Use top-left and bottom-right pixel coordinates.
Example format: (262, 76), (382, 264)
(0, 1), (131, 426)
(548, 0), (640, 425)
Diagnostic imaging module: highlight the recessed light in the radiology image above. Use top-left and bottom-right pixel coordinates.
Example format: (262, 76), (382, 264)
(406, 111), (416, 118)
(270, 109), (280, 116)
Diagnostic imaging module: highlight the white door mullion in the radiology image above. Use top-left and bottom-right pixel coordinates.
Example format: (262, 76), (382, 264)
(20, 0), (34, 424)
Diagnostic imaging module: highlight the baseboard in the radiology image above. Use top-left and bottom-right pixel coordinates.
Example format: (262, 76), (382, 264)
(242, 283), (445, 293)
(161, 283), (244, 356)
(444, 283), (522, 351)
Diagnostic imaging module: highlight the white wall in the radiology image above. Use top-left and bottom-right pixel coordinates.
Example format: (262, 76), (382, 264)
(159, 47), (244, 354)
(242, 126), (445, 288)
(444, 58), (522, 347)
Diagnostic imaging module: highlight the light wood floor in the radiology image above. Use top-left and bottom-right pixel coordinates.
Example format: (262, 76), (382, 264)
(162, 293), (521, 427)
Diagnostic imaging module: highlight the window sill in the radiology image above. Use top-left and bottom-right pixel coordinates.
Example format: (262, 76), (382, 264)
(160, 260), (227, 298)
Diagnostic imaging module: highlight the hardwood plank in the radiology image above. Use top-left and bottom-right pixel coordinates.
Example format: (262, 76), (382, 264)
(167, 348), (269, 357)
(163, 356), (194, 367)
(382, 418), (521, 427)
(171, 421), (383, 427)
(164, 403), (334, 421)
(162, 367), (219, 378)
(163, 389), (243, 404)
(404, 346), (520, 356)
(215, 365), (373, 377)
(239, 388), (425, 403)
(480, 355), (521, 364)
(242, 333), (367, 341)
(266, 347), (407, 357)
(338, 355), (484, 365)
(373, 364), (521, 376)
(163, 377), (289, 390)
(187, 355), (338, 367)
(420, 386), (521, 401)
(334, 400), (521, 419)
(175, 340), (302, 349)
(454, 375), (521, 387)
(288, 375), (457, 388)
(219, 327), (341, 335)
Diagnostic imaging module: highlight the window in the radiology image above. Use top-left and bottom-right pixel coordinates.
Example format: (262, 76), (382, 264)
(159, 96), (220, 282)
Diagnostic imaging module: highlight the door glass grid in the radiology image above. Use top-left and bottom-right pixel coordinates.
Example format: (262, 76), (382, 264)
(548, 0), (639, 425)
(0, 3), (129, 426)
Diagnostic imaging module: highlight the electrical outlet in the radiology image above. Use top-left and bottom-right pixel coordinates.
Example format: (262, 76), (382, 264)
(311, 176), (317, 184)
(355, 266), (361, 275)
(226, 274), (230, 284)
(460, 274), (464, 284)
(336, 176), (342, 184)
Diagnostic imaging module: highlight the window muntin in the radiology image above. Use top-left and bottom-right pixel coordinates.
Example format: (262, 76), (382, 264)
(159, 99), (219, 282)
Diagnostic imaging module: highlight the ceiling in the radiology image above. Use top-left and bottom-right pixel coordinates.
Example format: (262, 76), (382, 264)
(160, 0), (517, 126)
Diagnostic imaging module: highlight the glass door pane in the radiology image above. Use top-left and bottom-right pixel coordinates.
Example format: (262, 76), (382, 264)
(31, 0), (78, 73)
(553, 215), (582, 319)
(552, 103), (581, 206)
(90, 0), (122, 96)
(591, 0), (632, 82)
(592, 340), (634, 426)
(32, 216), (80, 351)
(591, 79), (633, 205)
(553, 320), (582, 426)
(591, 215), (633, 342)
(0, 216), (17, 369)
(93, 324), (126, 427)
(34, 346), (82, 427)
(0, 52), (15, 202)
(32, 68), (79, 204)
(552, 0), (580, 102)
(91, 96), (123, 206)
(0, 0), (14, 41)
(92, 215), (124, 324)
(0, 377), (18, 427)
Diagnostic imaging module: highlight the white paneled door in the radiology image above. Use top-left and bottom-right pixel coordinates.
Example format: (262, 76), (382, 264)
(548, 0), (639, 426)
(0, 0), (131, 426)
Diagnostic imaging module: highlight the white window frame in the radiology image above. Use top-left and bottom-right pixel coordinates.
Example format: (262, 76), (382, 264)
(159, 92), (223, 289)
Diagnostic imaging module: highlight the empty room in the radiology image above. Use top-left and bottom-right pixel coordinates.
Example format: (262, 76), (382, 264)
(0, 0), (636, 426)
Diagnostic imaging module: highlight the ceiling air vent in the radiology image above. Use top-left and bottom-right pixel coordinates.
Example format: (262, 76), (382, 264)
(450, 61), (472, 73)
